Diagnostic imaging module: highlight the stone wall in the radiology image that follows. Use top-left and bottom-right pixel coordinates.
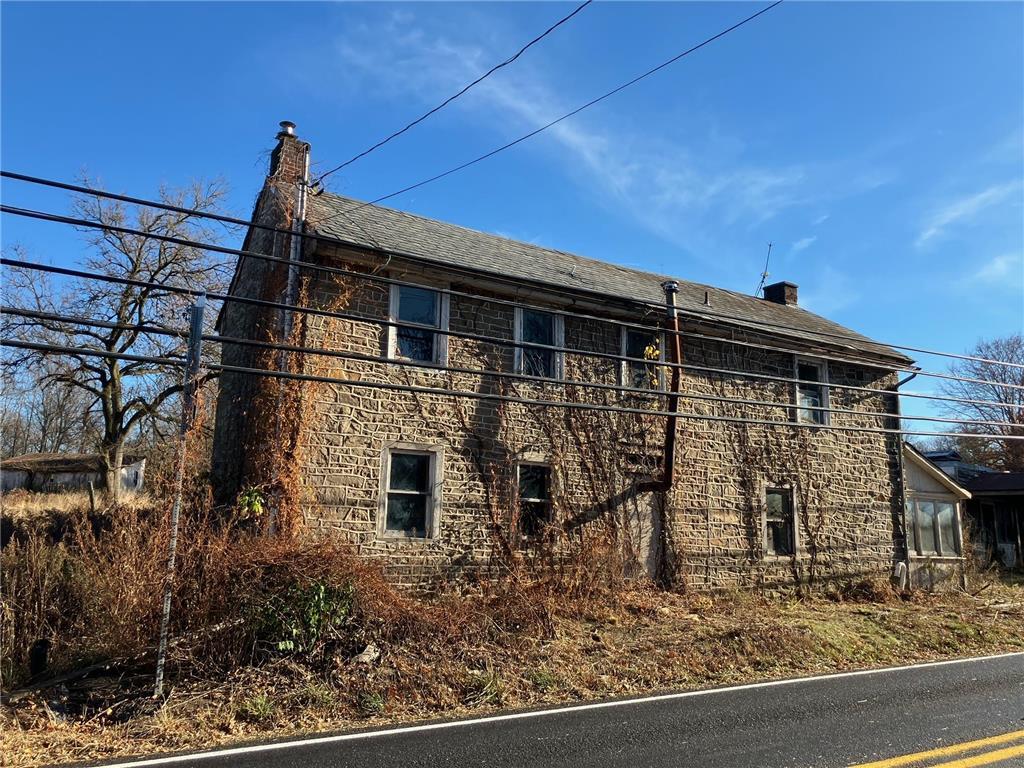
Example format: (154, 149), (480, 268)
(255, 242), (907, 590)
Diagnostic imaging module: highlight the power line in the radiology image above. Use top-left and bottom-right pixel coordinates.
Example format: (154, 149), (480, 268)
(314, 0), (785, 221)
(312, 0), (593, 188)
(4, 254), (1024, 413)
(5, 197), (1023, 374)
(4, 336), (1022, 443)
(5, 303), (1019, 430)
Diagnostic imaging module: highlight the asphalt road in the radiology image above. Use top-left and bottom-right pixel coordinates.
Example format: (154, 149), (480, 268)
(97, 653), (1024, 768)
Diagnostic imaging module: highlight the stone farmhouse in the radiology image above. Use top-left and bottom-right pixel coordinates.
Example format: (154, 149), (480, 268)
(212, 123), (929, 589)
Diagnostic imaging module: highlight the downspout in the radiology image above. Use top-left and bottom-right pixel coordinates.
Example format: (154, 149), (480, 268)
(638, 280), (683, 493)
(281, 144), (311, 347)
(894, 370), (917, 589)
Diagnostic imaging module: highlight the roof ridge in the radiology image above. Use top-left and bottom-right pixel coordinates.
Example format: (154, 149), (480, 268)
(309, 191), (907, 363)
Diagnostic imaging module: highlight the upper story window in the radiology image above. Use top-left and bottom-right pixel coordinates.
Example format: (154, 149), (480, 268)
(382, 448), (438, 538)
(764, 487), (796, 557)
(517, 462), (552, 537)
(515, 307), (563, 379)
(389, 284), (449, 365)
(906, 498), (961, 557)
(621, 327), (664, 390)
(795, 358), (829, 425)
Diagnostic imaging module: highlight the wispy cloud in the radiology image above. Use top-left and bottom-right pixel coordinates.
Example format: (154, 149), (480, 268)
(323, 17), (814, 263)
(972, 252), (1023, 285)
(916, 181), (1022, 248)
(811, 214), (830, 226)
(316, 9), (899, 270)
(799, 267), (861, 317)
(791, 236), (816, 253)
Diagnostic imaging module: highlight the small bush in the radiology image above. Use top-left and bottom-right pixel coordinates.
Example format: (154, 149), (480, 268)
(248, 579), (355, 656)
(464, 664), (504, 706)
(356, 689), (386, 716)
(239, 693), (275, 723)
(529, 667), (558, 692)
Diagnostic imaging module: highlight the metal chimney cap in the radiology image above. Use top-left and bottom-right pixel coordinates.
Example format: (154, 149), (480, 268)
(278, 120), (296, 136)
(661, 280), (679, 294)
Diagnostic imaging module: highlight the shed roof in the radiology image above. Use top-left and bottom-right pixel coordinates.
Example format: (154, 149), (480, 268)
(308, 193), (912, 367)
(966, 472), (1024, 494)
(0, 453), (145, 473)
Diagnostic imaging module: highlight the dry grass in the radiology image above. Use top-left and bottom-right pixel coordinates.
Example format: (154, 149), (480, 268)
(3, 492), (1023, 768)
(3, 580), (1023, 767)
(1, 490), (153, 519)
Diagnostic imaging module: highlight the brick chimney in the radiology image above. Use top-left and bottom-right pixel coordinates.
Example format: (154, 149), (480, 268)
(763, 281), (798, 306)
(268, 120), (309, 185)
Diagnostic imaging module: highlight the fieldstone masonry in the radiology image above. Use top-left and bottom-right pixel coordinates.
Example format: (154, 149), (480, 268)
(212, 126), (909, 590)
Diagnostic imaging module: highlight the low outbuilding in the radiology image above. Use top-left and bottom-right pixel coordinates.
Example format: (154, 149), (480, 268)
(0, 453), (146, 494)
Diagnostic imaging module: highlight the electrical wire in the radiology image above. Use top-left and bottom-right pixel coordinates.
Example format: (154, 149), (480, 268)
(4, 336), (1022, 442)
(3, 258), (1022, 414)
(5, 199), (1024, 374)
(314, 0), (784, 220)
(4, 303), (1018, 430)
(313, 0), (593, 187)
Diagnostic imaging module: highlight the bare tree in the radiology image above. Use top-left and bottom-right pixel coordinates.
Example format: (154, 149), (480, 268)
(2, 179), (232, 497)
(940, 334), (1024, 471)
(0, 362), (96, 457)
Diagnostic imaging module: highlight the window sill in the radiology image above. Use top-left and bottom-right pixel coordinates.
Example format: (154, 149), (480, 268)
(377, 532), (434, 542)
(909, 554), (964, 561)
(387, 356), (447, 372)
(761, 552), (809, 562)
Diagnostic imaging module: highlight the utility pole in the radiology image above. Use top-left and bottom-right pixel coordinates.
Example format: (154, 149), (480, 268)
(154, 292), (206, 698)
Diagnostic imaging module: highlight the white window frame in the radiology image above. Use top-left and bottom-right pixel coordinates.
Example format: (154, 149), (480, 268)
(515, 460), (553, 537)
(387, 283), (450, 366)
(763, 485), (798, 558)
(513, 306), (564, 380)
(378, 443), (444, 540)
(906, 494), (963, 557)
(620, 326), (666, 390)
(794, 357), (830, 426)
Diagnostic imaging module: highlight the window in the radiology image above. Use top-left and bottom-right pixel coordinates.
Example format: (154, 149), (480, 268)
(517, 463), (552, 537)
(795, 359), (828, 425)
(383, 450), (436, 538)
(389, 284), (448, 364)
(906, 497), (961, 556)
(764, 488), (795, 557)
(621, 328), (664, 390)
(515, 308), (563, 379)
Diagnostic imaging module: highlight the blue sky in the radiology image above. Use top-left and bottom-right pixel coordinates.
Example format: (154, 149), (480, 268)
(2, 1), (1022, 427)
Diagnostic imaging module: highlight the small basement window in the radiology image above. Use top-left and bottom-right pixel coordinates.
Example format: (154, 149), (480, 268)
(383, 450), (435, 538)
(622, 328), (664, 390)
(795, 358), (829, 425)
(515, 307), (563, 379)
(389, 284), (448, 364)
(764, 488), (796, 557)
(517, 463), (552, 537)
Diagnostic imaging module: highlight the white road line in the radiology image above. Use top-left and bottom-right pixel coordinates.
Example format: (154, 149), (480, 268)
(94, 651), (1024, 767)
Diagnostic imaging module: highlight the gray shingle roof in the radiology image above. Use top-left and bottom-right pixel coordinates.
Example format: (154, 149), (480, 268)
(308, 193), (912, 366)
(965, 472), (1024, 494)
